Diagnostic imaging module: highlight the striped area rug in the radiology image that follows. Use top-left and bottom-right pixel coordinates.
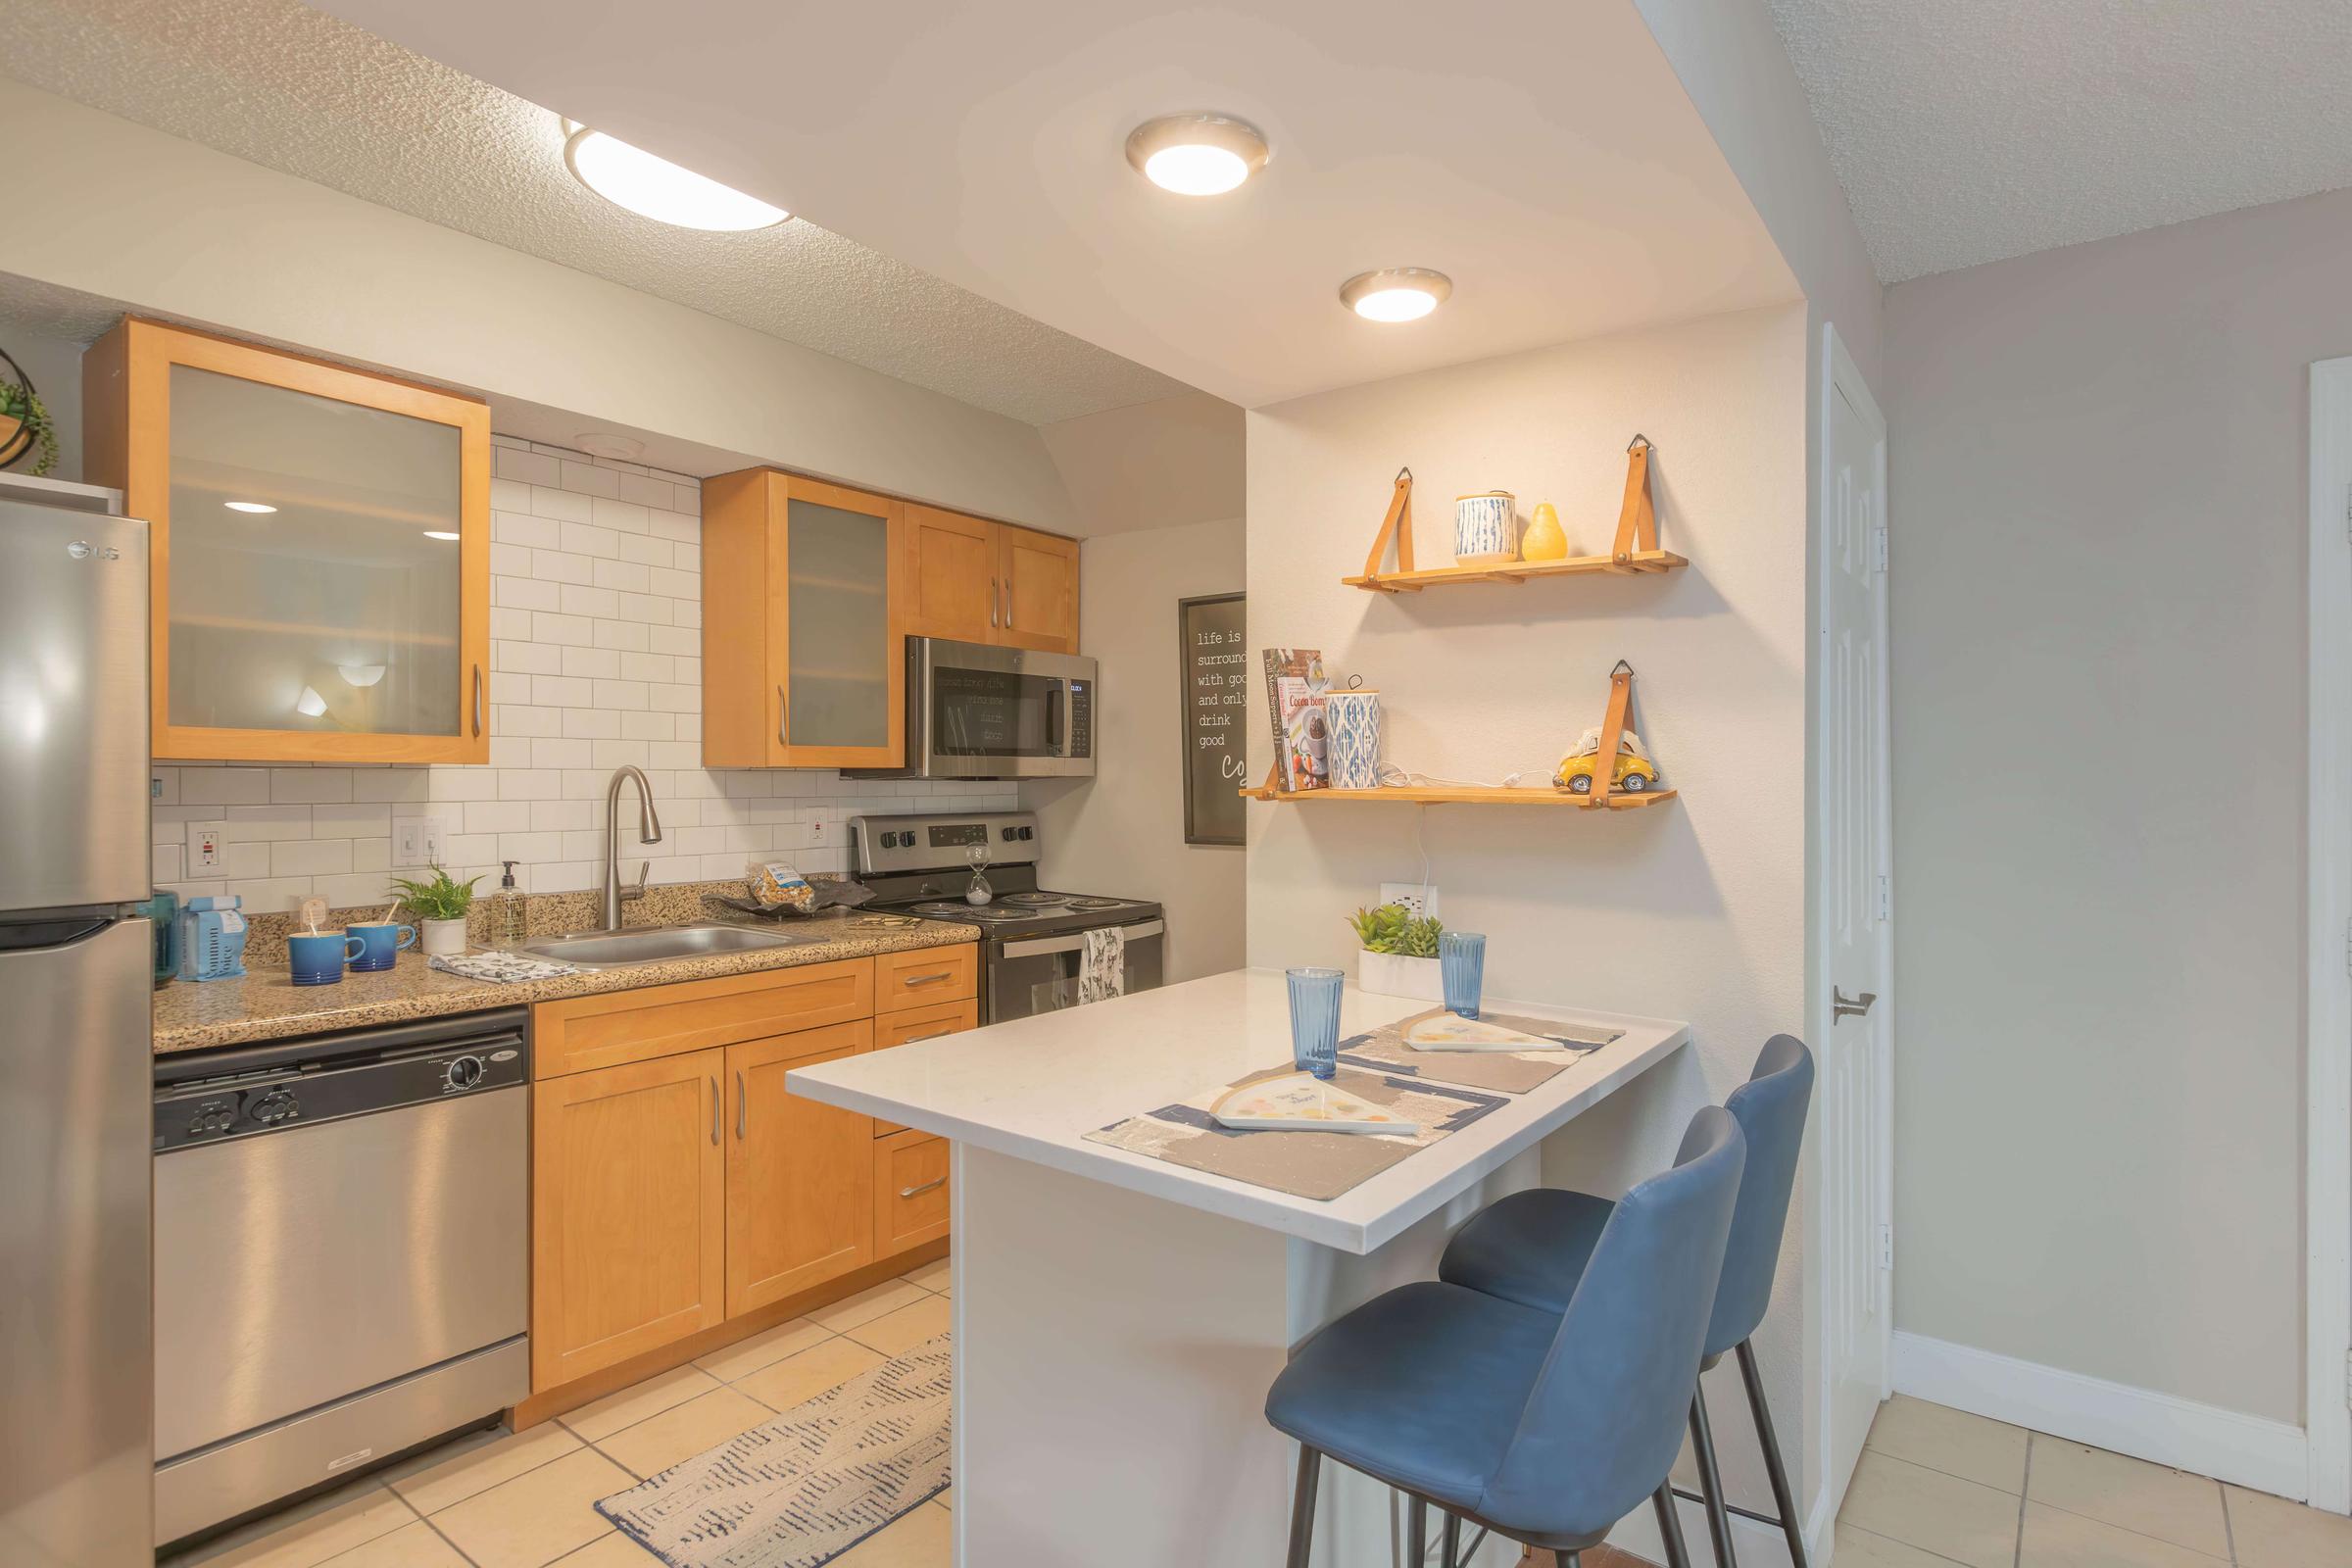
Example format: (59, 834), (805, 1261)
(596, 1333), (951, 1568)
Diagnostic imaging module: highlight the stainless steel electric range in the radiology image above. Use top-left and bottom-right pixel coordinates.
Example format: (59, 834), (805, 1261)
(849, 810), (1162, 1023)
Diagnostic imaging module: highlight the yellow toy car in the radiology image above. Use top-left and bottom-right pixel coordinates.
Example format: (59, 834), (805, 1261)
(1554, 728), (1659, 795)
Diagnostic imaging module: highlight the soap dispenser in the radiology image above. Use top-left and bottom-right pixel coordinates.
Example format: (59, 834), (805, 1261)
(489, 860), (527, 950)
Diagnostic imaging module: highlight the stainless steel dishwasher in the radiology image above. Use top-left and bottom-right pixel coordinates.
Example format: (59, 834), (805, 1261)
(151, 1008), (531, 1545)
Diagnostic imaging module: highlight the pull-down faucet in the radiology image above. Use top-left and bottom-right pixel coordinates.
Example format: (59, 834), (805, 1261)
(602, 765), (664, 930)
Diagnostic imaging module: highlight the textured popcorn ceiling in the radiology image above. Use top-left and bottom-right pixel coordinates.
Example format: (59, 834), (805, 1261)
(0, 0), (1189, 424)
(1764, 0), (2352, 282)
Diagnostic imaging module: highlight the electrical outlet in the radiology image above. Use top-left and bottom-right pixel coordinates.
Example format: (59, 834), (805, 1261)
(1381, 881), (1438, 920)
(807, 818), (834, 849)
(392, 814), (450, 868)
(186, 821), (226, 872)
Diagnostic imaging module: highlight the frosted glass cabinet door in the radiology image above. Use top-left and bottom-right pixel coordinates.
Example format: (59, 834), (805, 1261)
(85, 318), (491, 763)
(769, 480), (905, 768)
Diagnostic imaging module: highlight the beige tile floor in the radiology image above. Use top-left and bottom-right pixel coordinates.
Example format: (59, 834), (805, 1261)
(165, 1264), (2352, 1568)
(163, 1253), (955, 1568)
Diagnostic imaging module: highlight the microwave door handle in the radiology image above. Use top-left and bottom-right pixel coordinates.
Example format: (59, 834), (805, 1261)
(1048, 681), (1066, 754)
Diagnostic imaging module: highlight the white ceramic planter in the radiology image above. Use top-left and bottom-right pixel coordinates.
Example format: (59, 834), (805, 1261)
(418, 917), (468, 957)
(1356, 950), (1442, 1002)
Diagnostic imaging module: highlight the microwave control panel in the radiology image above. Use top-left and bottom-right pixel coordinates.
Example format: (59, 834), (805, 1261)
(1068, 680), (1091, 757)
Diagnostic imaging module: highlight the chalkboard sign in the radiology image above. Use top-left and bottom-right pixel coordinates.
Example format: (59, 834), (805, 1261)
(1179, 592), (1248, 846)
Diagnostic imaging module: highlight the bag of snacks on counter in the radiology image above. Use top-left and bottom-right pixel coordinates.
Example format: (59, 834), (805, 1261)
(748, 861), (817, 912)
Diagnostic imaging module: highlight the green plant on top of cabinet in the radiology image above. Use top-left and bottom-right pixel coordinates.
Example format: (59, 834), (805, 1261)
(701, 469), (909, 769)
(905, 503), (1079, 654)
(82, 318), (491, 763)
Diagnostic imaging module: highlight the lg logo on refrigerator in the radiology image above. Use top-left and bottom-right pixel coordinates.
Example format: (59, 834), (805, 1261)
(65, 541), (122, 561)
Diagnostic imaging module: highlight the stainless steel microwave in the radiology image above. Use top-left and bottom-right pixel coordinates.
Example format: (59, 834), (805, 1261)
(851, 637), (1096, 780)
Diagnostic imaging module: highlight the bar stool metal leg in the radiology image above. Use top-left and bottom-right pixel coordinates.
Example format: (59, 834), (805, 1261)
(1286, 1446), (1321, 1568)
(1652, 1482), (1694, 1568)
(1735, 1341), (1810, 1568)
(1440, 1510), (1461, 1568)
(1554, 1552), (1581, 1568)
(1405, 1494), (1428, 1565)
(1689, 1386), (1738, 1568)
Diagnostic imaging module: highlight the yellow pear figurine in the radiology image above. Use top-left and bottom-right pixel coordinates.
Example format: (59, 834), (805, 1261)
(1522, 501), (1568, 562)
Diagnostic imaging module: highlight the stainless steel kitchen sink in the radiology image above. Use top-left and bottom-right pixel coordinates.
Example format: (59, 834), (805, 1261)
(512, 923), (814, 967)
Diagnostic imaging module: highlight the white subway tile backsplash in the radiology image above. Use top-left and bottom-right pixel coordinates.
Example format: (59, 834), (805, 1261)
(149, 446), (1011, 912)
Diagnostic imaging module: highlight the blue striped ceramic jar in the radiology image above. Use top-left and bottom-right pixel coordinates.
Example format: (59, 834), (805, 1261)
(1454, 491), (1517, 564)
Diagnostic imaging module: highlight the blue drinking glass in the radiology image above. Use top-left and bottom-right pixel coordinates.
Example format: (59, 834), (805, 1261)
(1287, 967), (1347, 1080)
(1440, 931), (1487, 1019)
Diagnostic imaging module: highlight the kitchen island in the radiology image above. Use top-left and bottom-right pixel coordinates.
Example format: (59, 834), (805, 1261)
(788, 967), (1691, 1568)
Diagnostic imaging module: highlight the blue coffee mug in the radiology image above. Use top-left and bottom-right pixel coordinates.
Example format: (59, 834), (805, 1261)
(346, 921), (416, 972)
(289, 931), (364, 986)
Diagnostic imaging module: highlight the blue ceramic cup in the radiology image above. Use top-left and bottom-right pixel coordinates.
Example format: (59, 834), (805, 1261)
(1287, 966), (1347, 1081)
(289, 931), (364, 986)
(346, 921), (416, 972)
(1440, 930), (1488, 1019)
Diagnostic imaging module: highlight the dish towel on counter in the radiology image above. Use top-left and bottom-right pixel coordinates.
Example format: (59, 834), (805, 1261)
(1079, 926), (1126, 1004)
(427, 952), (586, 983)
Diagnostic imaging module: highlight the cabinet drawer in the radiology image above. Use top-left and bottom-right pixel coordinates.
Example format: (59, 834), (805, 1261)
(873, 1131), (951, 1259)
(871, 998), (979, 1136)
(875, 944), (976, 1013)
(533, 958), (874, 1078)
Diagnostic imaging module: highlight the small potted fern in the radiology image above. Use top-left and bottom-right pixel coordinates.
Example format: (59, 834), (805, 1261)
(1349, 902), (1444, 1001)
(390, 866), (480, 957)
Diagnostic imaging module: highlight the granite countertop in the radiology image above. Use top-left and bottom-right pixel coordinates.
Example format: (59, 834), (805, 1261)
(154, 913), (982, 1056)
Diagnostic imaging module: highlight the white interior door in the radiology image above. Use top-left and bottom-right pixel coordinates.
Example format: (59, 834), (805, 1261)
(1817, 322), (1892, 1511)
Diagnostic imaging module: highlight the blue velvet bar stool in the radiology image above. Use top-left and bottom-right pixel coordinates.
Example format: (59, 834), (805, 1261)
(1265, 1106), (1745, 1568)
(1441, 1035), (1816, 1568)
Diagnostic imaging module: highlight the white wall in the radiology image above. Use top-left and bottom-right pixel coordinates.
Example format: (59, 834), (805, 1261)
(1245, 303), (1812, 1508)
(1025, 516), (1248, 984)
(0, 80), (1075, 528)
(1885, 187), (2352, 1428)
(151, 440), (1011, 913)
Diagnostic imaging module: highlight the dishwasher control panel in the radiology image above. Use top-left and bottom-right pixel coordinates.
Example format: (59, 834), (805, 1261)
(155, 1021), (528, 1152)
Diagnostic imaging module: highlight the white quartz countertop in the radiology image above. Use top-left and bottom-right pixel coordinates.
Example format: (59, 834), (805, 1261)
(788, 967), (1690, 1252)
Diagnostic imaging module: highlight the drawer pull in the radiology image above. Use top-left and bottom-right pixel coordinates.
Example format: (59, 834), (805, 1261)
(897, 1029), (955, 1046)
(903, 970), (955, 987)
(899, 1177), (947, 1200)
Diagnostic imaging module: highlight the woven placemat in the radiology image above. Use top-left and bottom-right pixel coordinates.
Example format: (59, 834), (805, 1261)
(1082, 1063), (1510, 1201)
(1337, 1008), (1622, 1096)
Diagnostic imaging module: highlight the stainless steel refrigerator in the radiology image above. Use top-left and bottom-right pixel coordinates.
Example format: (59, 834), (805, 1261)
(0, 493), (153, 1566)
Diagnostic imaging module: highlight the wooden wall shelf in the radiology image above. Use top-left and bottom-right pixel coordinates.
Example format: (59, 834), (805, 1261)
(1241, 783), (1676, 809)
(1345, 550), (1688, 593)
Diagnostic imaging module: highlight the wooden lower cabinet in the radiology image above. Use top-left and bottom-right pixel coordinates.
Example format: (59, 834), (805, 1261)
(724, 1023), (876, 1317)
(874, 1131), (952, 1259)
(528, 948), (973, 1397)
(531, 1049), (727, 1391)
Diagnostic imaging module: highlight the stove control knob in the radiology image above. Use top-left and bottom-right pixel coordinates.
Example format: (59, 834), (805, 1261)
(1001, 826), (1017, 841)
(444, 1054), (486, 1092)
(1018, 826), (1035, 841)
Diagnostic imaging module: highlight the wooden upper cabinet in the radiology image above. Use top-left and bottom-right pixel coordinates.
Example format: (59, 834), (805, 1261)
(531, 1049), (727, 1392)
(81, 318), (490, 763)
(724, 1022), (876, 1315)
(701, 469), (907, 768)
(904, 504), (1080, 655)
(996, 524), (1080, 654)
(904, 505), (1000, 643)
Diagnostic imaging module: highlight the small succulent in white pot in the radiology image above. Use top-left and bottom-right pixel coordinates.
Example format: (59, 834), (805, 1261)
(390, 866), (479, 957)
(1348, 903), (1444, 1001)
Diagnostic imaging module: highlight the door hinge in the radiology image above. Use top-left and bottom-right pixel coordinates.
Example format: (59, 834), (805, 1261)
(1872, 525), (1888, 575)
(1879, 1224), (1893, 1271)
(2342, 1347), (2351, 1408)
(1877, 874), (1891, 922)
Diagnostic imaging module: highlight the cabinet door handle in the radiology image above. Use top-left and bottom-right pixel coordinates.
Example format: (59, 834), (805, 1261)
(989, 578), (999, 629)
(777, 683), (788, 746)
(903, 970), (955, 987)
(710, 1076), (719, 1146)
(735, 1071), (746, 1139)
(895, 1029), (956, 1046)
(1003, 579), (1012, 631)
(471, 664), (484, 737)
(899, 1177), (947, 1200)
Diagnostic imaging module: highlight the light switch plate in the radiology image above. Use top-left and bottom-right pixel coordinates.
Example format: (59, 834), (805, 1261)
(392, 814), (450, 868)
(186, 820), (226, 873)
(1380, 882), (1438, 920)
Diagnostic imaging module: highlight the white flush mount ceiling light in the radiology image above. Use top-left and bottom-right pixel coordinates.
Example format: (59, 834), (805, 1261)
(223, 500), (277, 514)
(563, 122), (789, 231)
(573, 431), (645, 462)
(1125, 114), (1271, 195)
(336, 663), (386, 688)
(1339, 268), (1453, 322)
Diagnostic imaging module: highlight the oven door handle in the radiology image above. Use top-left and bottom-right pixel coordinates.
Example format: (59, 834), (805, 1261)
(998, 918), (1162, 959)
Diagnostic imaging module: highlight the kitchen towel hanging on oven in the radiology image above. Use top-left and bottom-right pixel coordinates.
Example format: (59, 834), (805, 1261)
(1080, 926), (1126, 1004)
